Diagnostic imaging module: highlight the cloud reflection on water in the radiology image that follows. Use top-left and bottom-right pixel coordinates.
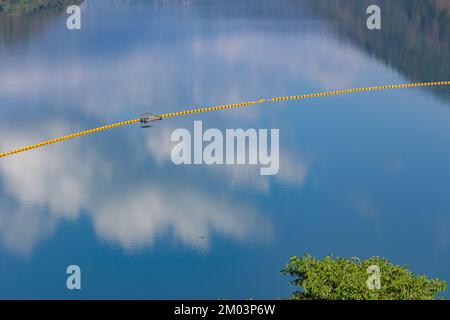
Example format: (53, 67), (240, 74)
(0, 3), (392, 256)
(0, 123), (273, 255)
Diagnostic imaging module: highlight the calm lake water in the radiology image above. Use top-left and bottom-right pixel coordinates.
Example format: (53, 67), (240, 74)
(0, 0), (449, 299)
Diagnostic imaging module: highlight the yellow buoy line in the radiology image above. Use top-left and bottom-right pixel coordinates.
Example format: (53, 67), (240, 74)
(0, 81), (449, 159)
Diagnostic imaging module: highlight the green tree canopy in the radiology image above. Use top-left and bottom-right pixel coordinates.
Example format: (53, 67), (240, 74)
(282, 255), (447, 300)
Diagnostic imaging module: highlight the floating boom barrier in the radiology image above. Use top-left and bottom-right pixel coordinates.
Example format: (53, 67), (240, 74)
(1, 81), (449, 159)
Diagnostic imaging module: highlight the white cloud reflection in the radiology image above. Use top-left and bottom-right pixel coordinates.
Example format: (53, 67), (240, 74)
(145, 122), (310, 192)
(0, 122), (273, 255)
(0, 18), (383, 256)
(0, 30), (383, 119)
(92, 184), (268, 251)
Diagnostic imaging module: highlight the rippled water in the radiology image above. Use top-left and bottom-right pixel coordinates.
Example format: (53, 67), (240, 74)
(0, 0), (449, 299)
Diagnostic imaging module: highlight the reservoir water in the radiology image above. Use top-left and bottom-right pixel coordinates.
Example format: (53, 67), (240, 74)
(0, 0), (449, 298)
